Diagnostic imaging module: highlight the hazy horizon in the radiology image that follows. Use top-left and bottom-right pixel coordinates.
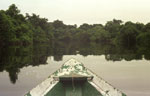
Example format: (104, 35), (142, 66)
(1, 0), (150, 25)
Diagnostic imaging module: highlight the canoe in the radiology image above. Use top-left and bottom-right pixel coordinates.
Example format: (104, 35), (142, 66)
(25, 58), (126, 96)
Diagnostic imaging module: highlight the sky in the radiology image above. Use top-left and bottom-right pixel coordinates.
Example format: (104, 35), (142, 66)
(0, 0), (150, 25)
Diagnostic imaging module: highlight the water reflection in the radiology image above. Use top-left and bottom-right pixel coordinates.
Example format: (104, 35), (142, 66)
(0, 41), (150, 84)
(0, 44), (49, 83)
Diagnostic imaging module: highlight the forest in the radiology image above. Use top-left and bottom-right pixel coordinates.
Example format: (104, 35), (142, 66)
(0, 4), (150, 48)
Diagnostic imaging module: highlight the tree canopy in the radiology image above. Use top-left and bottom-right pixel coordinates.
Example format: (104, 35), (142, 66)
(0, 4), (150, 47)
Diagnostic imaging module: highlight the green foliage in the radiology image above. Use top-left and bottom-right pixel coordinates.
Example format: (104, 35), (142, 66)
(137, 32), (150, 47)
(88, 26), (110, 42)
(117, 22), (139, 46)
(1, 4), (150, 48)
(136, 32), (150, 57)
(105, 19), (122, 38)
(6, 4), (20, 18)
(0, 4), (33, 45)
(0, 10), (15, 43)
(0, 4), (54, 45)
(26, 13), (54, 43)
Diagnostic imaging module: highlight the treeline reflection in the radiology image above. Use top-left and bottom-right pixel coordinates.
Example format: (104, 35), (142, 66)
(0, 41), (150, 84)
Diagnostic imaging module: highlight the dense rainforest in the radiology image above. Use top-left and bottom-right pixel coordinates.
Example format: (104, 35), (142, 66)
(0, 4), (150, 83)
(0, 4), (150, 47)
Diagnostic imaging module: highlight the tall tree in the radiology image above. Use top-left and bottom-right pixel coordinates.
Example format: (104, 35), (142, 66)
(105, 19), (122, 39)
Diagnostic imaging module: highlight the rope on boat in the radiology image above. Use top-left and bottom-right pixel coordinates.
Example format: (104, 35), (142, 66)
(70, 75), (75, 96)
(72, 75), (75, 92)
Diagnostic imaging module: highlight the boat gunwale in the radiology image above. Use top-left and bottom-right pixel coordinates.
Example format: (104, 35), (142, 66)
(86, 67), (126, 96)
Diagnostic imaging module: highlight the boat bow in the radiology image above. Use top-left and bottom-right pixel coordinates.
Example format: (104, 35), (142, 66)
(25, 58), (126, 96)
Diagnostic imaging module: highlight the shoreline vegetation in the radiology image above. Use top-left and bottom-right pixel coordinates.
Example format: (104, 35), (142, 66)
(0, 4), (150, 47)
(0, 4), (150, 84)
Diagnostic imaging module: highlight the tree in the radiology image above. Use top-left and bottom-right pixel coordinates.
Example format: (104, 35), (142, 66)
(0, 11), (15, 43)
(105, 19), (122, 39)
(6, 4), (20, 18)
(144, 23), (150, 32)
(88, 26), (110, 42)
(79, 23), (93, 31)
(117, 22), (139, 47)
(52, 20), (66, 29)
(26, 13), (54, 42)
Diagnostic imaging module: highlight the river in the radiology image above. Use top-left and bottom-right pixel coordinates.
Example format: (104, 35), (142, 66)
(0, 42), (150, 96)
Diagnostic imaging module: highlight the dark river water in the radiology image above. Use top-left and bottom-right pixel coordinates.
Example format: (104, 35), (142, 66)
(0, 42), (150, 96)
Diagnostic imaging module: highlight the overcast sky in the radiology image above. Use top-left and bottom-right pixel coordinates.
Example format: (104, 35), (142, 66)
(0, 0), (150, 25)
